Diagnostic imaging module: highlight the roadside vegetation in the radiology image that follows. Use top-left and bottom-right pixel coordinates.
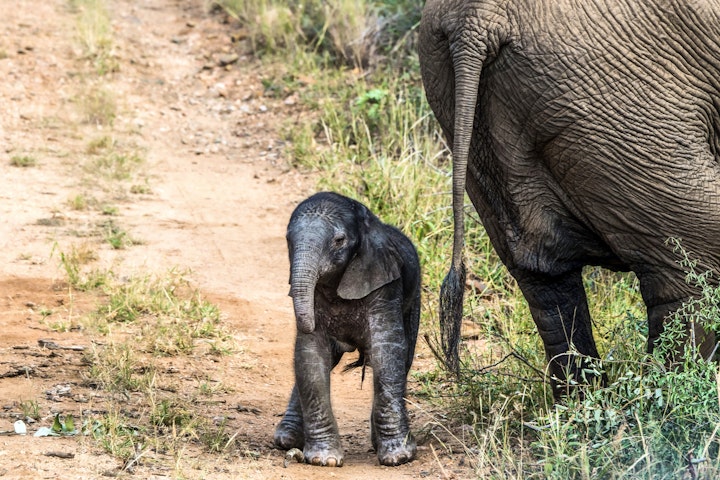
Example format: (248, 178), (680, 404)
(26, 0), (717, 477)
(13, 1), (244, 475)
(215, 0), (720, 478)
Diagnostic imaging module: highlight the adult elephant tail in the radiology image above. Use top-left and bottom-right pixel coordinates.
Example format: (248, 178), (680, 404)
(419, 0), (499, 374)
(439, 27), (486, 376)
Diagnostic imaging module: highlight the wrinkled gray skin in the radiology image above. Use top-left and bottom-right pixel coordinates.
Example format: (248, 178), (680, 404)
(274, 192), (420, 467)
(419, 0), (720, 392)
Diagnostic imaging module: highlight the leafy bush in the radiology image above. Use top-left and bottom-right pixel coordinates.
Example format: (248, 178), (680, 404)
(529, 244), (720, 479)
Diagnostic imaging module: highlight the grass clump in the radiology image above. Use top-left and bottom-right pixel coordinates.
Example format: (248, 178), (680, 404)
(88, 150), (143, 181)
(84, 342), (154, 393)
(99, 219), (137, 249)
(86, 135), (116, 154)
(129, 183), (151, 195)
(93, 271), (233, 356)
(78, 85), (117, 125)
(10, 155), (38, 167)
(19, 400), (41, 421)
(55, 243), (109, 291)
(70, 0), (119, 75)
(68, 193), (91, 210)
(85, 410), (140, 463)
(101, 205), (119, 216)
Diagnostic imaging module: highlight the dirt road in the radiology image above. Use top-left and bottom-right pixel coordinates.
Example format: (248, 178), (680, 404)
(0, 0), (474, 478)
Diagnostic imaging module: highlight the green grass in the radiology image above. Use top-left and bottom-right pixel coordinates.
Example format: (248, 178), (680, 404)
(10, 155), (38, 167)
(223, 1), (720, 478)
(19, 400), (41, 421)
(55, 243), (109, 291)
(68, 193), (91, 210)
(70, 0), (119, 75)
(77, 85), (117, 125)
(91, 270), (234, 355)
(86, 135), (116, 154)
(84, 409), (140, 463)
(213, 0), (420, 68)
(71, 267), (238, 465)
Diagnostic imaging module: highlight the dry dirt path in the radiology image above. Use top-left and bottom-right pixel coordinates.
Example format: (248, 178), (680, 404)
(0, 0), (475, 478)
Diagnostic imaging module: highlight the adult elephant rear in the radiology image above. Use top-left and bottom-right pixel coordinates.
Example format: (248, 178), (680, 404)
(418, 0), (720, 388)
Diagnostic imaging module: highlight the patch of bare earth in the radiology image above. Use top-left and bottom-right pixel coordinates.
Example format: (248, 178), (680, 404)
(0, 0), (476, 478)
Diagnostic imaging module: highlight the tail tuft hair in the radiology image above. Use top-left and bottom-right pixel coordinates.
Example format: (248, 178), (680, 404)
(343, 350), (367, 387)
(440, 261), (465, 376)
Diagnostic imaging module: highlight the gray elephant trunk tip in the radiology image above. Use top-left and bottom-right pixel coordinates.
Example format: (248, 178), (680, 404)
(440, 261), (465, 376)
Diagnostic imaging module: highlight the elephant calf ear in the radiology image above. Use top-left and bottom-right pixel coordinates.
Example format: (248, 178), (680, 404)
(337, 243), (402, 300)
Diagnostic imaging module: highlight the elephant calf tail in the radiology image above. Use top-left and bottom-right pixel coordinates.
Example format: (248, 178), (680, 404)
(343, 350), (367, 386)
(440, 261), (465, 375)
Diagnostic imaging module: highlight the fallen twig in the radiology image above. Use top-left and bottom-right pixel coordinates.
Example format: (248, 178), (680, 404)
(44, 451), (75, 459)
(38, 339), (86, 351)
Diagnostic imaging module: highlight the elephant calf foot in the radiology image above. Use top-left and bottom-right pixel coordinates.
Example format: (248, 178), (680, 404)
(274, 419), (304, 450)
(304, 440), (344, 467)
(376, 433), (417, 466)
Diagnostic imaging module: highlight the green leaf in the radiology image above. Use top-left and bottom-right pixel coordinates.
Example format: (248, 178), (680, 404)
(64, 415), (75, 433)
(52, 414), (63, 433)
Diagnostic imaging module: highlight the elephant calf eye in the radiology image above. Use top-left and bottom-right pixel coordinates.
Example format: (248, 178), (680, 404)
(332, 234), (347, 248)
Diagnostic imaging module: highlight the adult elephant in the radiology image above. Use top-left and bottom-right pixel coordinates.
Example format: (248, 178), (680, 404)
(418, 0), (720, 390)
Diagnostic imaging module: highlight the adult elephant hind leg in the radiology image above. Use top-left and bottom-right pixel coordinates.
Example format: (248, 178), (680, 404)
(643, 278), (717, 362)
(514, 269), (601, 397)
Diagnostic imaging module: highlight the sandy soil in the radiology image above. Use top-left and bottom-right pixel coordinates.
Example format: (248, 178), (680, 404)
(0, 0), (477, 478)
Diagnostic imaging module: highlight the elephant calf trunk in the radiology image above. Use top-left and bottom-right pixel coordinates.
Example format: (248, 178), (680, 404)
(289, 253), (321, 334)
(291, 291), (316, 334)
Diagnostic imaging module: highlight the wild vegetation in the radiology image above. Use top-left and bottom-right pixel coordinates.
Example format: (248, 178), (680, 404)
(28, 0), (717, 476)
(215, 0), (720, 478)
(18, 0), (244, 471)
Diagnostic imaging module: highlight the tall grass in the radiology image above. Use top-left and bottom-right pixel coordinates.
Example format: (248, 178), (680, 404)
(213, 0), (420, 68)
(70, 0), (118, 74)
(227, 1), (720, 478)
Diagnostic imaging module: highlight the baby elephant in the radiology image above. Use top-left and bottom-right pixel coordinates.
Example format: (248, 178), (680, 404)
(274, 192), (420, 467)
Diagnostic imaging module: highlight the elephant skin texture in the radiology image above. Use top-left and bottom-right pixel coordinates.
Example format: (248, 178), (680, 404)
(274, 192), (420, 467)
(418, 0), (720, 391)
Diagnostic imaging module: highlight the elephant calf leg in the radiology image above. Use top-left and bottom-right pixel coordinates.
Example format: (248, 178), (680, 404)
(275, 339), (350, 451)
(295, 334), (344, 467)
(274, 386), (304, 450)
(370, 387), (416, 466)
(369, 329), (416, 466)
(371, 405), (416, 467)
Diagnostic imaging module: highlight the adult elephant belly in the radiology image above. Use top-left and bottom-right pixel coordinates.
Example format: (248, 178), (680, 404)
(464, 50), (626, 277)
(462, 45), (720, 379)
(467, 45), (720, 288)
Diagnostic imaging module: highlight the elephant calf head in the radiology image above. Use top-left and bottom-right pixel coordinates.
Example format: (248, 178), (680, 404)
(286, 191), (404, 333)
